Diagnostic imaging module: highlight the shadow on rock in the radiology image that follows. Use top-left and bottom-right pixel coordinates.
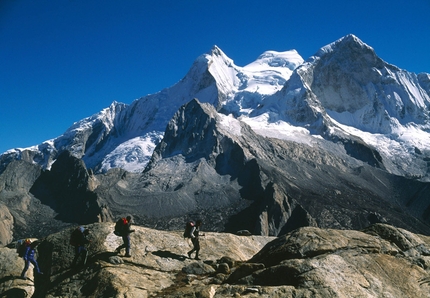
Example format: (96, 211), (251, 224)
(0, 276), (17, 284)
(0, 288), (28, 298)
(90, 251), (119, 263)
(152, 250), (187, 261)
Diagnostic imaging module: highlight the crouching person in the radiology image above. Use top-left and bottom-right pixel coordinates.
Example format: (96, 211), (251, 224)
(70, 226), (91, 267)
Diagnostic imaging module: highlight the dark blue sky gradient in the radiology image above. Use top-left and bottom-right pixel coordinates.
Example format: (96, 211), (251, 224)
(1, 0), (429, 153)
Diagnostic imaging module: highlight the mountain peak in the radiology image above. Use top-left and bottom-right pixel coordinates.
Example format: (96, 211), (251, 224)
(210, 45), (223, 55)
(342, 33), (363, 44)
(208, 45), (232, 62)
(315, 34), (375, 59)
(244, 49), (303, 72)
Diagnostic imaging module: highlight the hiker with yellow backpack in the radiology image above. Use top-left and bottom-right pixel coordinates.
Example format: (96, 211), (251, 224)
(20, 238), (43, 280)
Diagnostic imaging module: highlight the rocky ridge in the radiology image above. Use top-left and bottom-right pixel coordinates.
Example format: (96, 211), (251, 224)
(1, 99), (430, 247)
(1, 223), (430, 297)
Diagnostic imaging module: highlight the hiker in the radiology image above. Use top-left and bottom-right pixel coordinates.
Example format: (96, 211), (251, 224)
(70, 226), (90, 267)
(115, 216), (135, 257)
(187, 220), (203, 260)
(20, 239), (43, 280)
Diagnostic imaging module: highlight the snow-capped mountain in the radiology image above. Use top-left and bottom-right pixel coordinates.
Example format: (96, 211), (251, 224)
(246, 34), (430, 179)
(0, 45), (304, 173)
(2, 34), (430, 240)
(1, 34), (429, 181)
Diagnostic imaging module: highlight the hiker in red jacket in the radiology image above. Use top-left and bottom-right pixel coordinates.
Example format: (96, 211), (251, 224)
(115, 216), (135, 257)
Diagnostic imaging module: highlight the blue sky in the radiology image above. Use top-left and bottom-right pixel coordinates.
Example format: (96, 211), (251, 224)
(1, 0), (429, 154)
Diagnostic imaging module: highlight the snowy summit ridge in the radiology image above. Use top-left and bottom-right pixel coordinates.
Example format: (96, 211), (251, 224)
(1, 34), (429, 181)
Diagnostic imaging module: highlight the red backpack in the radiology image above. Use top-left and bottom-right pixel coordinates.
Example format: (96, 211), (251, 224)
(114, 218), (128, 236)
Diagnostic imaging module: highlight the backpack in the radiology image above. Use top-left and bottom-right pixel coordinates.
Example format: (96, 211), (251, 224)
(70, 227), (83, 246)
(16, 239), (27, 257)
(114, 218), (127, 236)
(183, 221), (195, 238)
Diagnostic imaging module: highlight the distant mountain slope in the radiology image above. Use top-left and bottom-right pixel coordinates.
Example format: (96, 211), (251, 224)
(92, 99), (430, 236)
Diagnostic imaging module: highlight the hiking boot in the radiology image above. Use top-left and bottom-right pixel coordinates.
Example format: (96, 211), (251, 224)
(195, 257), (201, 260)
(187, 251), (192, 258)
(124, 254), (132, 257)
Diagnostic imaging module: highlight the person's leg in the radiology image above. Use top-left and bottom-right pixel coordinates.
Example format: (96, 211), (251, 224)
(72, 246), (80, 266)
(21, 260), (30, 279)
(194, 238), (201, 260)
(124, 235), (131, 256)
(115, 236), (127, 253)
(188, 238), (198, 258)
(30, 258), (42, 274)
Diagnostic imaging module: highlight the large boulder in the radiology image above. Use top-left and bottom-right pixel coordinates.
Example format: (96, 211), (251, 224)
(230, 224), (430, 297)
(2, 222), (430, 297)
(0, 246), (36, 298)
(0, 222), (273, 297)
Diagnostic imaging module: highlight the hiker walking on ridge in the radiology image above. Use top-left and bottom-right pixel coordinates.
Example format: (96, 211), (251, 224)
(115, 216), (135, 257)
(70, 226), (91, 267)
(185, 219), (203, 260)
(20, 239), (43, 280)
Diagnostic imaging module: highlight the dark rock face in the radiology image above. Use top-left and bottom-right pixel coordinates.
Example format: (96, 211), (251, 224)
(0, 160), (67, 242)
(30, 151), (111, 224)
(0, 159), (41, 192)
(0, 152), (112, 242)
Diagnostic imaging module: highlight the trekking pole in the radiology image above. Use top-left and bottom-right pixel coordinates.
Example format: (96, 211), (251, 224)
(83, 250), (88, 265)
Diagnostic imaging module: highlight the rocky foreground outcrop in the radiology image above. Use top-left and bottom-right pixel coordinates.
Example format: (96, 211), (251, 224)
(1, 223), (430, 297)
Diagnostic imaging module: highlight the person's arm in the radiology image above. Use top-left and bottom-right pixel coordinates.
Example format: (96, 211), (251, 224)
(127, 223), (135, 233)
(190, 226), (196, 238)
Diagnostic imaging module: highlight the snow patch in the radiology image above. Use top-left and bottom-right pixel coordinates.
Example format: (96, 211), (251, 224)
(241, 114), (314, 146)
(100, 132), (163, 173)
(219, 114), (242, 136)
